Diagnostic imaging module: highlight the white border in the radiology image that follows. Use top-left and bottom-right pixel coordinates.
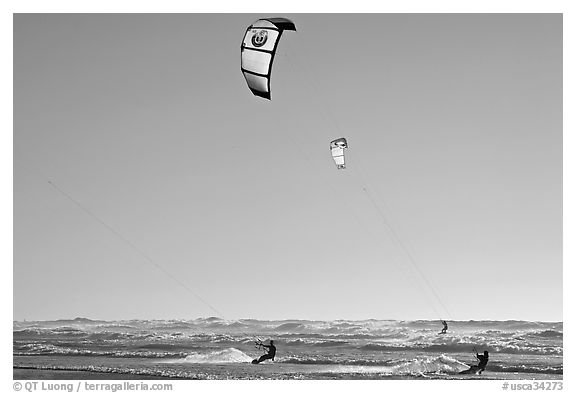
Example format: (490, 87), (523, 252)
(5, 1), (572, 392)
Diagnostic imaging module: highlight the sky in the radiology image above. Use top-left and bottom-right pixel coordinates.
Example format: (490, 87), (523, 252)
(13, 13), (562, 322)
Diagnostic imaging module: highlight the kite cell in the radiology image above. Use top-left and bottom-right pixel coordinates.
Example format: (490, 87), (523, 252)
(241, 18), (296, 100)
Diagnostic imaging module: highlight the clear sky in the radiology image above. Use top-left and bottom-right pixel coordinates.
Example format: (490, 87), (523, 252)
(13, 13), (562, 322)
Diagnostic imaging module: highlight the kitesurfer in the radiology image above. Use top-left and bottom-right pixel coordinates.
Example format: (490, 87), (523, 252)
(252, 340), (276, 364)
(475, 349), (489, 374)
(440, 320), (448, 334)
(459, 348), (489, 375)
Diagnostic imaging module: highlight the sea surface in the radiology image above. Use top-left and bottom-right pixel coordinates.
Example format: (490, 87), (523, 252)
(13, 318), (562, 380)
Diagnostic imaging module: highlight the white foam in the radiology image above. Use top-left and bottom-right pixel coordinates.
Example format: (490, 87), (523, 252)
(179, 348), (253, 364)
(327, 355), (470, 376)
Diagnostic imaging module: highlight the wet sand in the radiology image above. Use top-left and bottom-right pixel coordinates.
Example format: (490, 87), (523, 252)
(14, 368), (183, 380)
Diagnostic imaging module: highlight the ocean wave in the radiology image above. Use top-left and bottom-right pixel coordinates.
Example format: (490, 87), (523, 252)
(177, 348), (253, 364)
(94, 323), (138, 329)
(488, 364), (563, 375)
(390, 354), (468, 375)
(52, 327), (86, 335)
(14, 327), (86, 338)
(86, 331), (146, 341)
(284, 339), (350, 347)
(279, 356), (397, 366)
(13, 318), (562, 367)
(358, 341), (561, 355)
(14, 318), (563, 340)
(14, 339), (561, 358)
(13, 328), (46, 337)
(135, 342), (203, 351)
(281, 355), (561, 376)
(274, 322), (307, 332)
(522, 330), (563, 339)
(13, 343), (189, 359)
(16, 329), (200, 342)
(14, 328), (149, 341)
(283, 354), (469, 375)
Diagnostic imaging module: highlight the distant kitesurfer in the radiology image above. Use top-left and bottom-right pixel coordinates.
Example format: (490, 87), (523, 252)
(440, 320), (448, 334)
(252, 340), (276, 364)
(475, 349), (489, 374)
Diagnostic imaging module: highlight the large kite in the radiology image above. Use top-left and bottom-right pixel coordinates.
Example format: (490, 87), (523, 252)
(241, 18), (296, 100)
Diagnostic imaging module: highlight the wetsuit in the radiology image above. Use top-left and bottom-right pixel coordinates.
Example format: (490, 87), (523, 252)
(254, 343), (276, 364)
(441, 321), (448, 334)
(476, 353), (489, 374)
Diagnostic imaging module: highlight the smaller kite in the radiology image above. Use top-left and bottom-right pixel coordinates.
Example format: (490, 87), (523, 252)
(330, 138), (348, 169)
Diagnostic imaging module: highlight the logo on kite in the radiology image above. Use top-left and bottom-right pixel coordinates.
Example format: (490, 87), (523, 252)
(251, 30), (268, 47)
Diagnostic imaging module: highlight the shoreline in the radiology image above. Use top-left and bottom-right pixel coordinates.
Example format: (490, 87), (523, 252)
(13, 367), (185, 380)
(13, 366), (563, 381)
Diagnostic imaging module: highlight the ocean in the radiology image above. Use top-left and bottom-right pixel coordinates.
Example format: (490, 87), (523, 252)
(13, 318), (562, 380)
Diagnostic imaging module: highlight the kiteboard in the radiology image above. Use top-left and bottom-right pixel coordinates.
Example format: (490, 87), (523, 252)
(459, 365), (483, 375)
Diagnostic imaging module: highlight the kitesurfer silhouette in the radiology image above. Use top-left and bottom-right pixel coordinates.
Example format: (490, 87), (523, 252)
(440, 320), (448, 334)
(252, 340), (276, 364)
(459, 348), (489, 375)
(475, 349), (489, 374)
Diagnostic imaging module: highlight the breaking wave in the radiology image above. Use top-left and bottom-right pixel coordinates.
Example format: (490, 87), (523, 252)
(179, 348), (253, 363)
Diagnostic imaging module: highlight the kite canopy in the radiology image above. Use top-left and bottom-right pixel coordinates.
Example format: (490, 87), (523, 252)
(330, 138), (348, 169)
(241, 18), (296, 100)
